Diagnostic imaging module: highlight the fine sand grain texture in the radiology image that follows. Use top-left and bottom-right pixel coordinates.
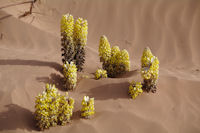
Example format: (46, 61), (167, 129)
(0, 0), (200, 133)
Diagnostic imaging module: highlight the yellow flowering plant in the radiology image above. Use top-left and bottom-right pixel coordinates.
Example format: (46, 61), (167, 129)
(58, 93), (75, 125)
(61, 14), (75, 64)
(141, 47), (159, 93)
(74, 18), (88, 47)
(81, 96), (95, 119)
(34, 84), (75, 130)
(63, 61), (77, 90)
(95, 69), (107, 80)
(99, 35), (111, 62)
(61, 14), (88, 71)
(128, 81), (143, 99)
(99, 35), (130, 77)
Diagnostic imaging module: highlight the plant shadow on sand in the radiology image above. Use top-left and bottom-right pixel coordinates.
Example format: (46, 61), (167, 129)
(0, 104), (37, 131)
(36, 73), (66, 91)
(82, 82), (130, 100)
(0, 59), (62, 73)
(72, 110), (81, 121)
(115, 69), (139, 78)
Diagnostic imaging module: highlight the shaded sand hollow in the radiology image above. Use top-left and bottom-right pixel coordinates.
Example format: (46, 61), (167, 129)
(0, 0), (200, 133)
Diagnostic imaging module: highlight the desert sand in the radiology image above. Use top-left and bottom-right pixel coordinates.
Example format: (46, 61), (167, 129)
(0, 0), (200, 133)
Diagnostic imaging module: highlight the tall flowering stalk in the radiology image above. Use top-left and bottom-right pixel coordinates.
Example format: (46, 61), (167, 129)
(73, 18), (88, 71)
(63, 62), (77, 90)
(61, 14), (75, 63)
(61, 14), (88, 71)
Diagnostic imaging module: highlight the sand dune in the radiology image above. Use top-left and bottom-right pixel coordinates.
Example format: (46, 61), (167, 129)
(0, 0), (200, 133)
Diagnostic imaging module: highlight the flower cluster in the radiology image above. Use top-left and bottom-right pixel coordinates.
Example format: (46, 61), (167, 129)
(98, 35), (130, 77)
(63, 62), (77, 90)
(111, 46), (120, 57)
(34, 84), (74, 130)
(58, 93), (74, 125)
(128, 81), (143, 99)
(61, 14), (88, 71)
(81, 96), (95, 119)
(115, 49), (130, 72)
(74, 18), (88, 47)
(141, 47), (159, 93)
(95, 69), (107, 80)
(60, 14), (74, 44)
(99, 35), (111, 62)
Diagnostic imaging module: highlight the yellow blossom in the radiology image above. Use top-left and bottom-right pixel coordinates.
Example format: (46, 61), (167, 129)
(99, 35), (111, 62)
(128, 81), (143, 99)
(81, 96), (95, 118)
(95, 69), (107, 80)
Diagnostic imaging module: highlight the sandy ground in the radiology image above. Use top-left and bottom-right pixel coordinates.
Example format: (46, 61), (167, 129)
(0, 0), (200, 133)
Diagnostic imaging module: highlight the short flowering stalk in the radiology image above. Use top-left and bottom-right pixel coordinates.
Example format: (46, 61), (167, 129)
(58, 93), (75, 125)
(141, 47), (159, 93)
(95, 69), (107, 80)
(129, 81), (143, 99)
(63, 62), (77, 90)
(81, 96), (95, 119)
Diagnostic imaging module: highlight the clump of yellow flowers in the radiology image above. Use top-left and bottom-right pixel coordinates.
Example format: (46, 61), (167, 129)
(81, 96), (95, 119)
(34, 84), (74, 130)
(128, 81), (143, 99)
(74, 18), (88, 47)
(63, 61), (77, 90)
(99, 35), (130, 77)
(99, 35), (111, 62)
(61, 14), (88, 71)
(95, 69), (107, 80)
(58, 93), (75, 126)
(141, 47), (159, 93)
(61, 14), (74, 44)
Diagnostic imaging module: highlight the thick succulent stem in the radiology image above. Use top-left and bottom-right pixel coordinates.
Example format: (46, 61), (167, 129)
(61, 35), (75, 64)
(74, 44), (85, 71)
(142, 79), (157, 93)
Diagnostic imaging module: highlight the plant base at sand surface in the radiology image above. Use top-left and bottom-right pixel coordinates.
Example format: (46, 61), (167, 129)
(95, 69), (107, 80)
(129, 81), (143, 99)
(99, 35), (130, 78)
(141, 47), (159, 93)
(81, 96), (95, 119)
(63, 61), (77, 90)
(34, 84), (74, 130)
(61, 14), (88, 71)
(142, 79), (157, 93)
